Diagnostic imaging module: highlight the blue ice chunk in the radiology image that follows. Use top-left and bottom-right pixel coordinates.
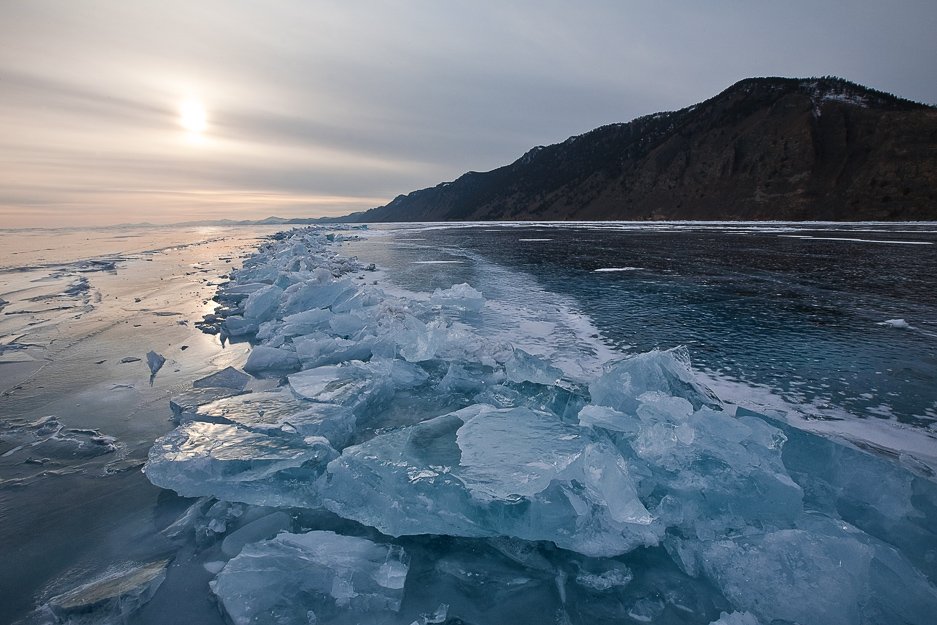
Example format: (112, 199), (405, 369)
(242, 284), (283, 322)
(144, 422), (335, 507)
(430, 283), (485, 312)
(253, 319), (279, 342)
(439, 362), (500, 394)
(220, 511), (291, 557)
(577, 389), (803, 540)
(396, 316), (448, 363)
(331, 285), (383, 313)
(737, 406), (937, 581)
(670, 529), (870, 625)
(146, 350), (166, 377)
(192, 366), (250, 391)
(288, 358), (429, 409)
(293, 334), (374, 368)
(323, 405), (660, 557)
(44, 559), (169, 624)
(175, 389), (305, 427)
(669, 513), (937, 625)
(577, 405), (638, 434)
(222, 315), (258, 337)
(243, 345), (300, 375)
(210, 531), (409, 625)
(589, 347), (721, 416)
(289, 363), (377, 406)
(215, 282), (268, 303)
(169, 387), (248, 420)
(278, 308), (332, 337)
(180, 389), (355, 448)
(281, 274), (354, 315)
(328, 311), (368, 337)
(504, 348), (564, 385)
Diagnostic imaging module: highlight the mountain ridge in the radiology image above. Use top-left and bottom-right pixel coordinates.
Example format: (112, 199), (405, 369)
(343, 76), (937, 222)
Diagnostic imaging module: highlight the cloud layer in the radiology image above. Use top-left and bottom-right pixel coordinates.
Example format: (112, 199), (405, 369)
(2, 1), (935, 226)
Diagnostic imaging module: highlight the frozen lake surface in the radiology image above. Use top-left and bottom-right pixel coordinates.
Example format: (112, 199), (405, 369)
(0, 225), (278, 624)
(1, 222), (936, 625)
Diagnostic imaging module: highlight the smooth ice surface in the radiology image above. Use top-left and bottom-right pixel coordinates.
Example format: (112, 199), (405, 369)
(210, 530), (409, 625)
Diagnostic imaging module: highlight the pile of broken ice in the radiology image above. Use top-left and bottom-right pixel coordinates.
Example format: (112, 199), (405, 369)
(140, 227), (937, 625)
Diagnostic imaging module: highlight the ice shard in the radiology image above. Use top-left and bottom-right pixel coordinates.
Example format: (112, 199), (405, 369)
(146, 350), (165, 378)
(210, 531), (408, 625)
(43, 559), (169, 625)
(144, 421), (336, 507)
(243, 345), (301, 375)
(192, 366), (250, 390)
(668, 514), (937, 625)
(323, 404), (660, 557)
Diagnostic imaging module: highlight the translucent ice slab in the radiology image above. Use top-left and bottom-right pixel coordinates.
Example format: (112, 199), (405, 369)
(210, 530), (408, 625)
(324, 404), (659, 557)
(145, 421), (336, 507)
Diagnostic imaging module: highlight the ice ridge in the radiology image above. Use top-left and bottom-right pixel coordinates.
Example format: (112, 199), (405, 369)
(141, 226), (937, 625)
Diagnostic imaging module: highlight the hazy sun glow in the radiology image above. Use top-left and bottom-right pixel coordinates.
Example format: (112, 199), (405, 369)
(179, 99), (207, 134)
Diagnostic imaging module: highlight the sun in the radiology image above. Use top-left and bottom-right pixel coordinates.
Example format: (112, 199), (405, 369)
(179, 99), (207, 134)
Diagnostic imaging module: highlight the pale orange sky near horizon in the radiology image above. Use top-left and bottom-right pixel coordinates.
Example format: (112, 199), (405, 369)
(2, 1), (936, 228)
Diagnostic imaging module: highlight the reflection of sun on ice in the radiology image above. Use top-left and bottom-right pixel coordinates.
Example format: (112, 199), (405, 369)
(179, 99), (207, 134)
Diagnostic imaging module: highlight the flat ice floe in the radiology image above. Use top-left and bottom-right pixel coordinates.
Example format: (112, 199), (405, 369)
(141, 226), (937, 625)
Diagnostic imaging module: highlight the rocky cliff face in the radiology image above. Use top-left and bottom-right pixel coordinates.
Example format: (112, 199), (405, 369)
(351, 77), (937, 222)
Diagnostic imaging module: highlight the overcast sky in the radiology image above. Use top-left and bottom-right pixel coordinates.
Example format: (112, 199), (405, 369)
(2, 1), (935, 227)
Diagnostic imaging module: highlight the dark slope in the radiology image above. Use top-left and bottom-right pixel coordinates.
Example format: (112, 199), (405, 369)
(349, 77), (937, 222)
